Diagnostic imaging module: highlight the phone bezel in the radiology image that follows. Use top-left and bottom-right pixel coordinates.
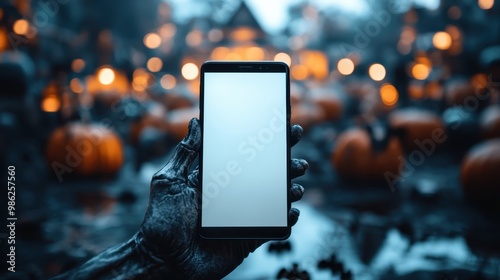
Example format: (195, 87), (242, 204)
(198, 61), (291, 240)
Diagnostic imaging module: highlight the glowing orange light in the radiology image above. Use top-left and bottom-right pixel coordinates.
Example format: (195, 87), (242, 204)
(433, 32), (452, 50)
(244, 47), (264, 60)
(208, 29), (223, 42)
(211, 47), (230, 60)
(412, 63), (430, 80)
(147, 57), (163, 72)
(478, 0), (494, 9)
(42, 96), (61, 112)
(186, 30), (203, 47)
(446, 25), (461, 40)
(70, 78), (84, 94)
(291, 65), (308, 81)
(337, 58), (355, 75)
(97, 67), (115, 85)
(471, 73), (488, 89)
(225, 52), (241, 60)
(230, 27), (257, 42)
(0, 8), (3, 20)
(274, 52), (292, 66)
(181, 63), (198, 80)
(71, 59), (85, 73)
(0, 27), (9, 51)
(160, 74), (176, 90)
(380, 83), (399, 106)
(144, 33), (162, 49)
(13, 19), (29, 35)
(368, 63), (386, 81)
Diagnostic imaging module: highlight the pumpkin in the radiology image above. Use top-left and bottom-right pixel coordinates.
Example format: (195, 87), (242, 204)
(480, 105), (500, 139)
(460, 139), (500, 204)
(46, 123), (124, 178)
(389, 108), (445, 151)
(331, 127), (404, 182)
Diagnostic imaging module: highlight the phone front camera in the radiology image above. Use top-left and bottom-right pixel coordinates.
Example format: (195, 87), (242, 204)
(259, 66), (262, 69)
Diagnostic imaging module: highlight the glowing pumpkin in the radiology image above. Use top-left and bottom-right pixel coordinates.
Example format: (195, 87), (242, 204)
(46, 123), (124, 178)
(331, 127), (404, 182)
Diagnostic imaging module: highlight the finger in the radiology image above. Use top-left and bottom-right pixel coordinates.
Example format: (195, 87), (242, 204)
(291, 124), (303, 147)
(290, 183), (304, 202)
(152, 118), (201, 186)
(289, 208), (300, 226)
(291, 158), (308, 179)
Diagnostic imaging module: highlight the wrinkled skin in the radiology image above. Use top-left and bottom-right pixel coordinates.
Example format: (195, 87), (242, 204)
(53, 118), (308, 280)
(142, 118), (308, 279)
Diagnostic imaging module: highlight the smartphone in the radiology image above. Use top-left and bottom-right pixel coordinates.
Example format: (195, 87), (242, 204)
(199, 61), (291, 239)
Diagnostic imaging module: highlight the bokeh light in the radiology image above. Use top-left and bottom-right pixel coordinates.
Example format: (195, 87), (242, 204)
(181, 63), (199, 80)
(160, 74), (176, 90)
(337, 58), (355, 75)
(97, 67), (115, 85)
(368, 63), (386, 81)
(380, 83), (399, 106)
(412, 63), (430, 80)
(274, 52), (292, 66)
(147, 57), (163, 72)
(144, 33), (162, 49)
(478, 0), (494, 9)
(186, 30), (203, 47)
(13, 19), (29, 35)
(433, 31), (452, 50)
(159, 23), (176, 39)
(41, 96), (61, 112)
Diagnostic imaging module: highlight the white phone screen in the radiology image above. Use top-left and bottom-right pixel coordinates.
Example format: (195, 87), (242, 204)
(201, 72), (288, 227)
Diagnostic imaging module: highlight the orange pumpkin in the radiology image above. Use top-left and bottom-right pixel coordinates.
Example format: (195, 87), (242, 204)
(460, 139), (500, 203)
(480, 105), (500, 139)
(389, 108), (445, 151)
(331, 127), (404, 182)
(46, 123), (124, 178)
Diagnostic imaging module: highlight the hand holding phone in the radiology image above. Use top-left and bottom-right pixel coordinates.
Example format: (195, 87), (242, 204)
(139, 118), (308, 279)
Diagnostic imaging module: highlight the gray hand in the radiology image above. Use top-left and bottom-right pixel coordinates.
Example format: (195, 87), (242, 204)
(140, 118), (308, 279)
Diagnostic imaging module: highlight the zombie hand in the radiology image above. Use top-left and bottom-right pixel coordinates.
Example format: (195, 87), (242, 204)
(53, 118), (308, 280)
